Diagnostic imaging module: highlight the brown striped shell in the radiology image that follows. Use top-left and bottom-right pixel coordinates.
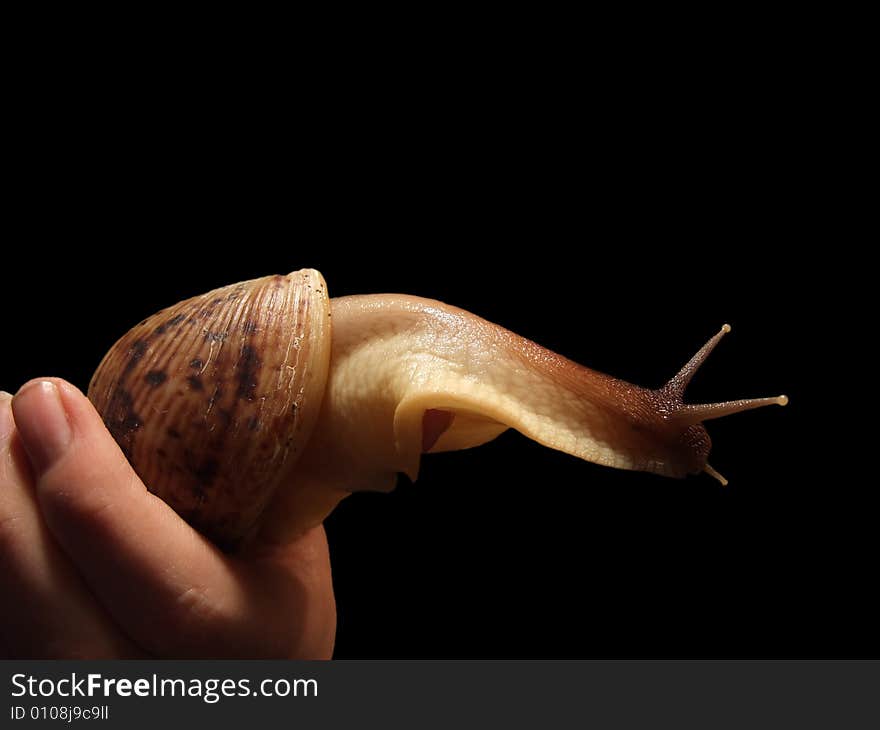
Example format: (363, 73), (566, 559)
(88, 269), (331, 548)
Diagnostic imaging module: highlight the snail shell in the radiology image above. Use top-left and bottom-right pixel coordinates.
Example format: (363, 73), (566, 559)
(88, 269), (330, 547)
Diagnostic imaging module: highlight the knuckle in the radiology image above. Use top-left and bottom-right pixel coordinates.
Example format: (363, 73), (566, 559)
(37, 478), (115, 532)
(0, 511), (26, 554)
(35, 461), (122, 530)
(146, 584), (239, 655)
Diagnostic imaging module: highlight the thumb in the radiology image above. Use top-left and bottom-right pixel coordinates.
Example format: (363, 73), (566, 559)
(11, 378), (249, 656)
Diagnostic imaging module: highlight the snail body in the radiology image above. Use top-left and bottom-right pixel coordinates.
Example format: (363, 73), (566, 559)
(89, 269), (787, 548)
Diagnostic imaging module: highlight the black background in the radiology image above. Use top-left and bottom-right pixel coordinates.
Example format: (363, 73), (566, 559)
(1, 36), (865, 658)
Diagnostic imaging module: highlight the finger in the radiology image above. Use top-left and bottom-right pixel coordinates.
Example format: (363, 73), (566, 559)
(0, 391), (138, 658)
(12, 378), (272, 656)
(245, 523), (337, 659)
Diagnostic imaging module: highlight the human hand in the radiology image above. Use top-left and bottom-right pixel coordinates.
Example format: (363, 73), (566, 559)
(0, 379), (336, 658)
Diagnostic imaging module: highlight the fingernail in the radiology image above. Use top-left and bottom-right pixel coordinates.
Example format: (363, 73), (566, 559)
(12, 381), (72, 473)
(0, 391), (13, 443)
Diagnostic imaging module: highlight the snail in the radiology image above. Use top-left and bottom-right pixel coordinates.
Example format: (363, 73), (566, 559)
(88, 269), (788, 549)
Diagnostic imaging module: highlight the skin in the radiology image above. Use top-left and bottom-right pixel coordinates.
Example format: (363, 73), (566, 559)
(0, 381), (335, 658)
(259, 294), (788, 542)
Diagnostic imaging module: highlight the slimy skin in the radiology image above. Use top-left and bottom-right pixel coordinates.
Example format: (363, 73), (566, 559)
(259, 292), (787, 544)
